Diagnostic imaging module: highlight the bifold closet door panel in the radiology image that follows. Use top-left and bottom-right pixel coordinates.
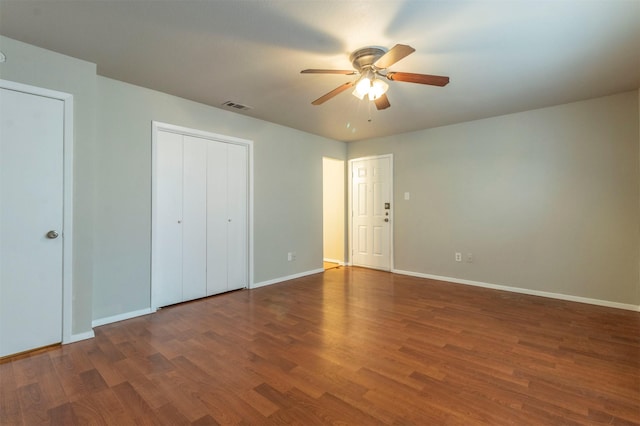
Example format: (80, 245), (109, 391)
(153, 131), (184, 307)
(182, 136), (208, 301)
(227, 143), (248, 290)
(206, 141), (229, 296)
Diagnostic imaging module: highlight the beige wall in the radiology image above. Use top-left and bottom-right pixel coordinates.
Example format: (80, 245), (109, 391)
(349, 91), (640, 306)
(323, 157), (345, 263)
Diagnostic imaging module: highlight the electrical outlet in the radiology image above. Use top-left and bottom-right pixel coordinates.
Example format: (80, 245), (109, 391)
(455, 252), (462, 262)
(466, 253), (473, 263)
(287, 252), (293, 261)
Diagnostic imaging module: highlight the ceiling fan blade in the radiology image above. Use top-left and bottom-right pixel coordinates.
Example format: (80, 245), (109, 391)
(301, 69), (356, 75)
(386, 72), (450, 86)
(374, 44), (415, 69)
(374, 94), (390, 110)
(311, 82), (354, 105)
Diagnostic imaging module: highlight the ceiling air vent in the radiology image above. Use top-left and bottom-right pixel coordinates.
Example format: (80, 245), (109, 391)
(221, 101), (253, 111)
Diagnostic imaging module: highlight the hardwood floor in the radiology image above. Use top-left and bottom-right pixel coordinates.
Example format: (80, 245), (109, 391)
(1, 267), (639, 425)
(323, 261), (340, 271)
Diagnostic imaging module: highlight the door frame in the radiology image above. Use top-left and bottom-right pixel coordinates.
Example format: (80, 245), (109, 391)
(1, 79), (74, 344)
(348, 154), (394, 270)
(151, 121), (254, 311)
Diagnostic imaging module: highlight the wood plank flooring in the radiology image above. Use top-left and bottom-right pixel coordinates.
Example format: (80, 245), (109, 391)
(1, 267), (639, 425)
(323, 262), (340, 271)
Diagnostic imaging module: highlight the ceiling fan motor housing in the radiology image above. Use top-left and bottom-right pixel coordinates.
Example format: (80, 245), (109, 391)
(350, 47), (387, 72)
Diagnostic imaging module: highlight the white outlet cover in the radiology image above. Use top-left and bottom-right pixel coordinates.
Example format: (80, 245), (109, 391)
(404, 192), (410, 200)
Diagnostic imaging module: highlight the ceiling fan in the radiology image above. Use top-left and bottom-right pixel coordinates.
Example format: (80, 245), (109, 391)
(301, 44), (449, 110)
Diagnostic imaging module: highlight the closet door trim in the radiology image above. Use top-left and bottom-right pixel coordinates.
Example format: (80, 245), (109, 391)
(151, 121), (253, 312)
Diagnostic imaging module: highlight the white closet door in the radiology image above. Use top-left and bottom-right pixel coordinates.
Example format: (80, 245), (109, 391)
(206, 141), (228, 295)
(0, 88), (64, 357)
(182, 137), (208, 301)
(153, 131), (183, 307)
(153, 124), (250, 306)
(227, 143), (248, 290)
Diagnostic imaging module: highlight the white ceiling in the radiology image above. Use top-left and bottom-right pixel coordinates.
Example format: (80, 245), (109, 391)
(1, 0), (638, 142)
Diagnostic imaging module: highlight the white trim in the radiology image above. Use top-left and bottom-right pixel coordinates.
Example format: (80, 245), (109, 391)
(392, 269), (640, 312)
(323, 258), (345, 265)
(152, 121), (252, 146)
(0, 79), (75, 344)
(248, 139), (254, 289)
(150, 121), (254, 306)
(348, 154), (394, 271)
(67, 330), (95, 343)
(252, 268), (324, 289)
(92, 308), (154, 328)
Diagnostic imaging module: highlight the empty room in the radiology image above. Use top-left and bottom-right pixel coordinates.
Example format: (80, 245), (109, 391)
(0, 1), (639, 424)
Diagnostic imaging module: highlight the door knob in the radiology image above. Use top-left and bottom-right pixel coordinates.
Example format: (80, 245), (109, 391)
(46, 230), (59, 239)
(384, 218), (389, 222)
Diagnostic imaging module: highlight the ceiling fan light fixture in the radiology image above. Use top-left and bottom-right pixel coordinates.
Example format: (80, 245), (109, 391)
(353, 67), (375, 99)
(353, 76), (371, 99)
(352, 74), (389, 101)
(368, 78), (389, 100)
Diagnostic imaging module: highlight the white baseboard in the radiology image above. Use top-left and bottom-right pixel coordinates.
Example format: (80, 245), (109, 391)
(392, 269), (640, 312)
(92, 307), (154, 328)
(64, 330), (95, 344)
(252, 268), (324, 289)
(323, 258), (346, 265)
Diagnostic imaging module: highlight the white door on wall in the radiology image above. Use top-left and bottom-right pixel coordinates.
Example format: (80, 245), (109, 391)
(350, 155), (392, 271)
(0, 87), (64, 357)
(152, 124), (250, 309)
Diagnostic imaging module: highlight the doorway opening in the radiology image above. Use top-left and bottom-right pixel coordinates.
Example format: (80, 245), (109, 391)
(322, 157), (345, 270)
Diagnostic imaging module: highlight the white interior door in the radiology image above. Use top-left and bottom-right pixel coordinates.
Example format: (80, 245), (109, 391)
(350, 155), (392, 271)
(0, 87), (64, 357)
